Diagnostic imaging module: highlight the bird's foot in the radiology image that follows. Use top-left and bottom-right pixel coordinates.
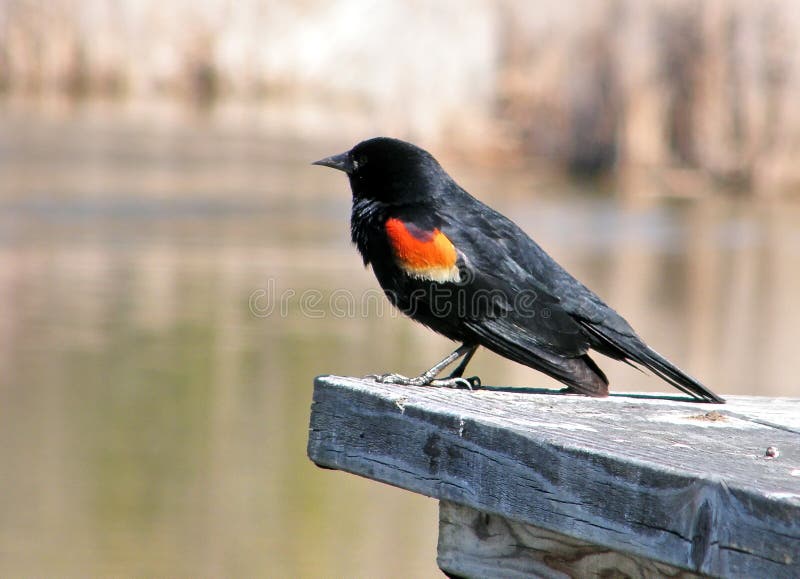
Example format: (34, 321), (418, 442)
(430, 376), (481, 390)
(366, 373), (430, 386)
(365, 373), (481, 390)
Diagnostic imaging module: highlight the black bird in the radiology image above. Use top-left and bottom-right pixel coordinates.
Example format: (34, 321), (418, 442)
(313, 137), (724, 403)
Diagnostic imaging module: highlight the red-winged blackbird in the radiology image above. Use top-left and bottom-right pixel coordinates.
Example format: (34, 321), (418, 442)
(314, 137), (724, 403)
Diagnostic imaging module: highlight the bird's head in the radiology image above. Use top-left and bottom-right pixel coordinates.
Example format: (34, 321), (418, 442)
(313, 137), (447, 203)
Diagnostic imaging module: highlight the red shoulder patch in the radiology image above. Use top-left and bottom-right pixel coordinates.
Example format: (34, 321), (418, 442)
(385, 218), (460, 282)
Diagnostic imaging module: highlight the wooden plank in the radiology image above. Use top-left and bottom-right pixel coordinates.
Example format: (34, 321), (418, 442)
(437, 501), (702, 578)
(307, 376), (800, 577)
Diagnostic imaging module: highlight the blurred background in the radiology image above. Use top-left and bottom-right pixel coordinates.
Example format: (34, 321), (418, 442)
(1, 0), (798, 576)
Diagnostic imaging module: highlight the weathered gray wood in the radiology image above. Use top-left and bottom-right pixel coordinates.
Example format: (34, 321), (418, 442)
(307, 376), (800, 577)
(437, 501), (701, 578)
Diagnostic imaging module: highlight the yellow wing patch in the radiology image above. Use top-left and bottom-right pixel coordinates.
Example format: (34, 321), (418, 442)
(385, 218), (460, 283)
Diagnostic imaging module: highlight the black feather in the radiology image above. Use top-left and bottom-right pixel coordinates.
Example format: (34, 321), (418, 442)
(317, 137), (725, 403)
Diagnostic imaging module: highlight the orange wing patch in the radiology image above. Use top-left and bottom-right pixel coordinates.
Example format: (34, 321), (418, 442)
(385, 218), (460, 283)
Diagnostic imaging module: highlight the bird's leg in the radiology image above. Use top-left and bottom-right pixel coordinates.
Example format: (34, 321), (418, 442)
(367, 343), (479, 389)
(439, 344), (481, 389)
(447, 345), (478, 378)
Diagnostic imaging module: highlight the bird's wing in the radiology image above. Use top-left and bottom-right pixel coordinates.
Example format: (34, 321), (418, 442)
(384, 207), (610, 394)
(438, 189), (637, 338)
(426, 206), (593, 358)
(438, 189), (723, 403)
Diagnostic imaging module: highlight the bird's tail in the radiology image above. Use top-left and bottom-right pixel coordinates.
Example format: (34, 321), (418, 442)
(581, 321), (724, 403)
(630, 345), (724, 404)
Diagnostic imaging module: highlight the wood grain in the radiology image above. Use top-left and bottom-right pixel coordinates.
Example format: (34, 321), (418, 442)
(307, 376), (800, 577)
(437, 501), (701, 578)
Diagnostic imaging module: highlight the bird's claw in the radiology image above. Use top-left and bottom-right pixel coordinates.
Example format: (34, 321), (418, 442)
(431, 375), (481, 390)
(466, 375), (481, 389)
(430, 377), (468, 389)
(366, 372), (403, 384)
(365, 373), (481, 390)
(366, 373), (424, 386)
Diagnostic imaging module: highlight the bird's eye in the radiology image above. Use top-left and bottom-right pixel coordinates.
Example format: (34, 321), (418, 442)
(354, 154), (368, 169)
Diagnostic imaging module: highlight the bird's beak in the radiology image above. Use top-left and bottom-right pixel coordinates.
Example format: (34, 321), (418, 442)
(312, 151), (353, 173)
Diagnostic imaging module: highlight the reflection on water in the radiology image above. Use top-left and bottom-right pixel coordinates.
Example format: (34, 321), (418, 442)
(0, 103), (798, 577)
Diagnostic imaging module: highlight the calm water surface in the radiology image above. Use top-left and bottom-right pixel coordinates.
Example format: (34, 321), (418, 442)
(0, 103), (798, 577)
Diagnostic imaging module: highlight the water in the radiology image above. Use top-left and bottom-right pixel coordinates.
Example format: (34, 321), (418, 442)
(1, 101), (798, 577)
